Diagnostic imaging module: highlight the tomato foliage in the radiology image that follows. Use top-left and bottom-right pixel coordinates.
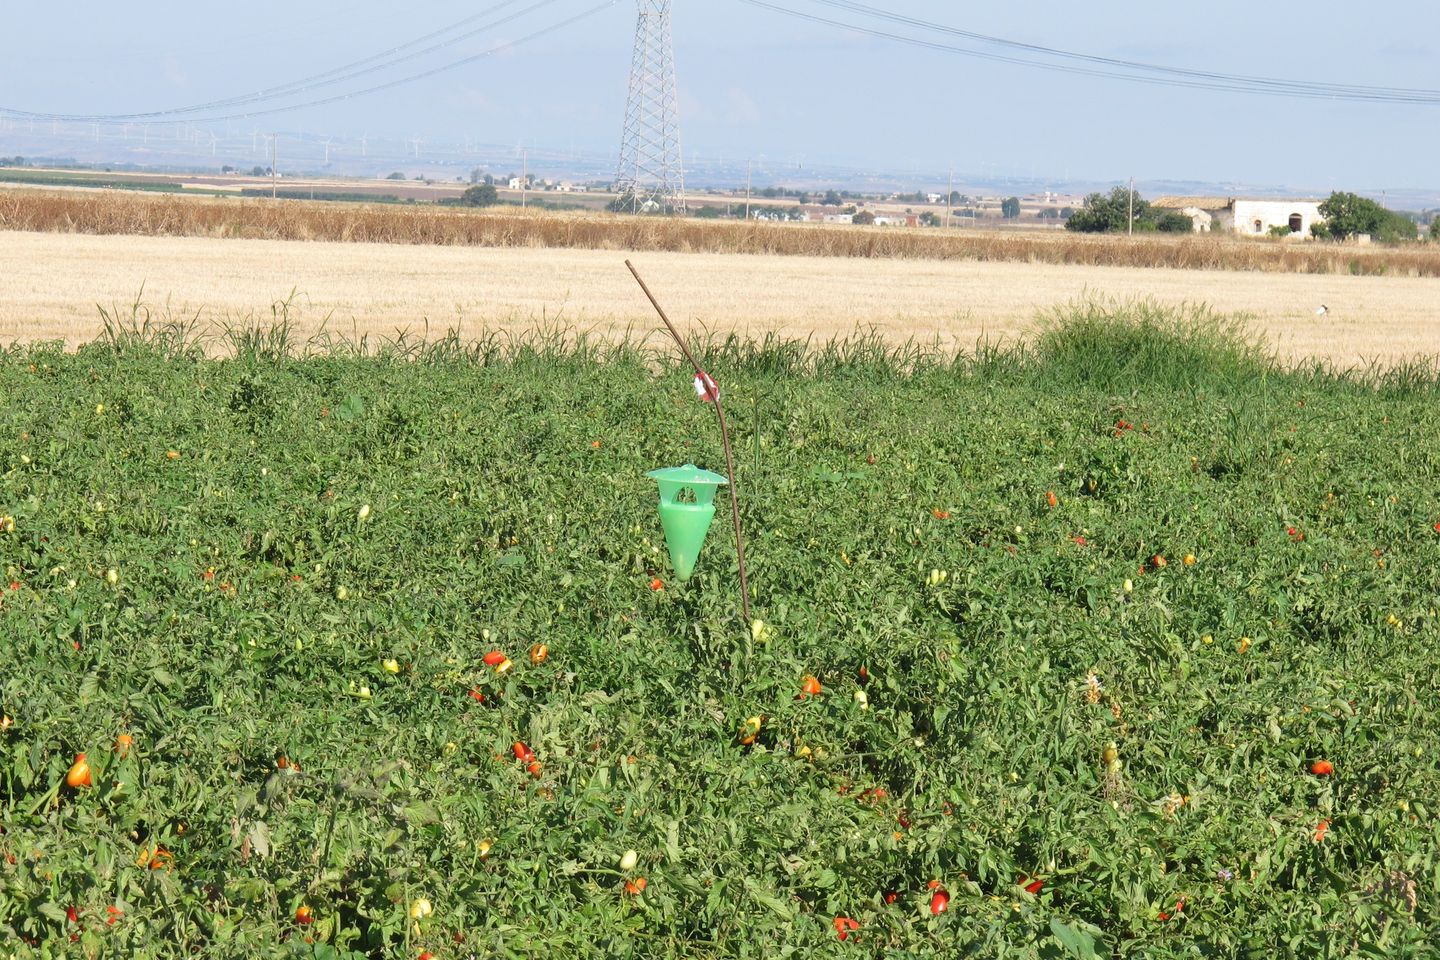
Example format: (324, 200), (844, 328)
(1, 319), (1438, 956)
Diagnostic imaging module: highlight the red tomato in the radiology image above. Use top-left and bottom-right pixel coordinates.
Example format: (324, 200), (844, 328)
(294, 905), (314, 926)
(513, 742), (534, 762)
(649, 577), (664, 592)
(527, 760), (543, 779)
(833, 917), (860, 941)
(624, 877), (648, 895)
(800, 675), (822, 698)
(482, 651), (507, 667)
(65, 754), (91, 789)
(929, 889), (949, 915)
(1019, 875), (1044, 895)
(1311, 759), (1334, 776)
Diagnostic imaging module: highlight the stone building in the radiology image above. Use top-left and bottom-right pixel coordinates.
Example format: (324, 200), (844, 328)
(1152, 196), (1324, 237)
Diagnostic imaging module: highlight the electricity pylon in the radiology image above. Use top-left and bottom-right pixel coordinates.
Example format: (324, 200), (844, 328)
(614, 0), (686, 214)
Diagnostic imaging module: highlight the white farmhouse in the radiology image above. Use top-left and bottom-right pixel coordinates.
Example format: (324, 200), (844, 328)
(1152, 196), (1324, 238)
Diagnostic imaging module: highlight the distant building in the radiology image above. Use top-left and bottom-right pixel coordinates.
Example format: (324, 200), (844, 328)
(1152, 196), (1324, 237)
(507, 177), (526, 190)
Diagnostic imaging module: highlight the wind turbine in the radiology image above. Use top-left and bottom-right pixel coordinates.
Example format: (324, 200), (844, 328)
(210, 133), (219, 157)
(410, 136), (423, 158)
(360, 133), (368, 158)
(323, 137), (334, 164)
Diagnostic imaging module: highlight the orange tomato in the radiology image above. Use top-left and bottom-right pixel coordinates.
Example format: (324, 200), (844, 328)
(1311, 759), (1334, 776)
(65, 753), (91, 789)
(114, 734), (133, 758)
(738, 716), (762, 746)
(800, 675), (822, 698)
(294, 904), (314, 925)
(529, 643), (549, 665)
(527, 760), (543, 779)
(1046, 490), (1058, 509)
(624, 877), (648, 895)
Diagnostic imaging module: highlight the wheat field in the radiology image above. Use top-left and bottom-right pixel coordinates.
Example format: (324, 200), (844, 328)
(2, 230), (1436, 365)
(5, 188), (1440, 278)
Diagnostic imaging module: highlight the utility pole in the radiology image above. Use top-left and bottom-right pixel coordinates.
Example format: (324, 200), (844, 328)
(271, 134), (278, 199)
(1128, 176), (1135, 238)
(745, 159), (752, 221)
(946, 169), (954, 230)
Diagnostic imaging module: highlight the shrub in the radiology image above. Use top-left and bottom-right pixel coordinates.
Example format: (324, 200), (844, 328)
(460, 184), (499, 208)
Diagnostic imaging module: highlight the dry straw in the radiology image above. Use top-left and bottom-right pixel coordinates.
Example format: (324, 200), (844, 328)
(2, 189), (1438, 277)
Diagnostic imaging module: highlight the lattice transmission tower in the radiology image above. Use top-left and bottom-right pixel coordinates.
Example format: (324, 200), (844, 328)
(614, 0), (686, 214)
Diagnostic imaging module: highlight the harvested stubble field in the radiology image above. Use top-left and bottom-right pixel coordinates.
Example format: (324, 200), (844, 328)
(1, 230), (1437, 367)
(4, 188), (1440, 277)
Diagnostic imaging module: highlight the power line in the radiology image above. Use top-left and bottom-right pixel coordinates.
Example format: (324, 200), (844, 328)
(0, 0), (569, 123)
(737, 0), (1440, 105)
(0, 1), (619, 125)
(804, 0), (1440, 101)
(154, 0), (564, 119)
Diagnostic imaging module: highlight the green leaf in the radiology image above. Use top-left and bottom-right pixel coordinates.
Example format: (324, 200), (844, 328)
(744, 879), (795, 920)
(1049, 917), (1101, 958)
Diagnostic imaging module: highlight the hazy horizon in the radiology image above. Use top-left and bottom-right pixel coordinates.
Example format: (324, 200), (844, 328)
(3, 1), (1438, 195)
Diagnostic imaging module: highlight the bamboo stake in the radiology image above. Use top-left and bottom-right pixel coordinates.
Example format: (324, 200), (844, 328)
(625, 260), (752, 625)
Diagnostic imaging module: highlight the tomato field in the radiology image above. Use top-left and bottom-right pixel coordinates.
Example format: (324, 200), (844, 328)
(1, 305), (1439, 958)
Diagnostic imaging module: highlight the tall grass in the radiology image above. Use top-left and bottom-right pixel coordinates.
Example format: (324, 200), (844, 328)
(73, 291), (1440, 396)
(1031, 297), (1274, 392)
(4, 188), (1440, 277)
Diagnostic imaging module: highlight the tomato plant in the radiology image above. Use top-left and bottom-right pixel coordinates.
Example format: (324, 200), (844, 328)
(1, 316), (1438, 955)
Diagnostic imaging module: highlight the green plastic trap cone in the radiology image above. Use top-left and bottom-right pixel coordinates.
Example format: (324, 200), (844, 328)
(646, 464), (728, 581)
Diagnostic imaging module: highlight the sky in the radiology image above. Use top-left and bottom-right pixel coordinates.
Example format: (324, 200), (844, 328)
(3, 1), (1439, 194)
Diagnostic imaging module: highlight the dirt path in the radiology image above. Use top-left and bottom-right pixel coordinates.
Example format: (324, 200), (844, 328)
(3, 230), (1436, 364)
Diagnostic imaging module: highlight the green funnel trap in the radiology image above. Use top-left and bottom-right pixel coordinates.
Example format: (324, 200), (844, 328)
(646, 464), (728, 581)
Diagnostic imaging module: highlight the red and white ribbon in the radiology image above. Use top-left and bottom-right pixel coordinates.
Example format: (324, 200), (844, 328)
(693, 371), (720, 404)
